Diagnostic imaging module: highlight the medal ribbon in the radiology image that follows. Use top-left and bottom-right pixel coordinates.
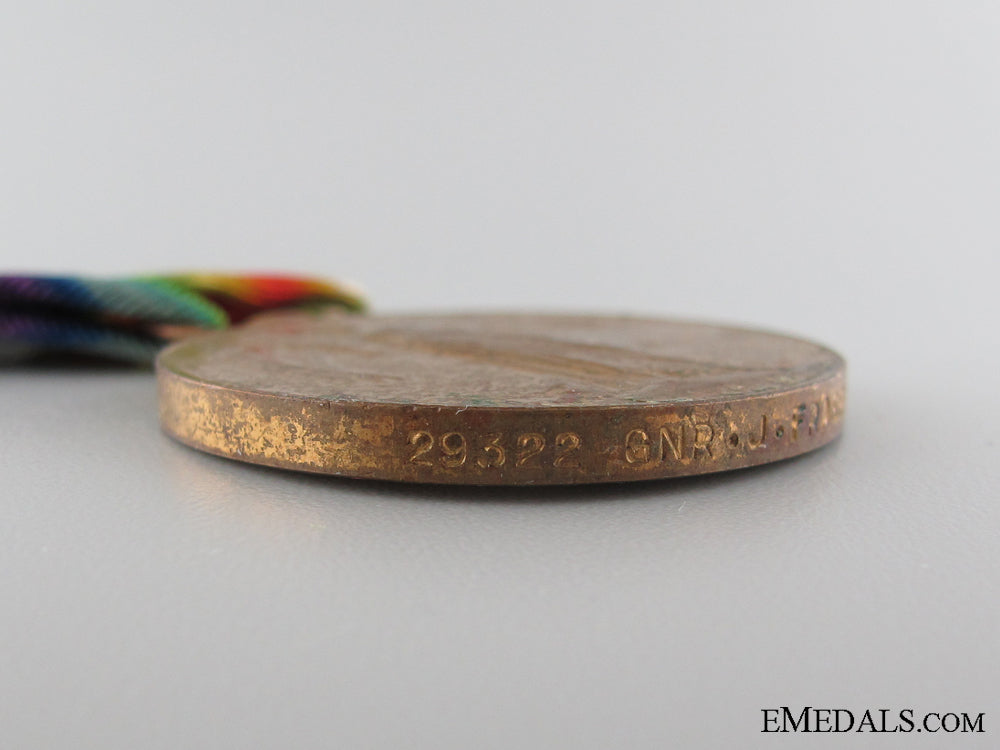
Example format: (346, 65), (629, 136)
(0, 273), (365, 364)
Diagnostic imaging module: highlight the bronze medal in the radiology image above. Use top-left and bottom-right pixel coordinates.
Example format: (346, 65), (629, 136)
(157, 311), (845, 485)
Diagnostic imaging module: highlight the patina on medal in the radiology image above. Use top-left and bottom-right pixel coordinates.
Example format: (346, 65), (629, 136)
(157, 311), (846, 485)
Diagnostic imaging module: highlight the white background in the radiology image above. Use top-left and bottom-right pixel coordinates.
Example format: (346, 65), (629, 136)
(2, 2), (997, 747)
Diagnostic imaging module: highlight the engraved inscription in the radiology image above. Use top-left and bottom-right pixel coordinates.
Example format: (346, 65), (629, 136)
(553, 432), (582, 468)
(692, 422), (714, 458)
(404, 384), (844, 477)
(440, 432), (468, 467)
(808, 402), (821, 434)
(624, 419), (716, 466)
(768, 390), (843, 445)
(661, 423), (684, 461)
(408, 430), (434, 465)
(624, 429), (652, 464)
(623, 387), (844, 468)
(791, 404), (807, 441)
(516, 433), (545, 467)
(477, 433), (506, 468)
(406, 430), (581, 471)
(747, 415), (767, 450)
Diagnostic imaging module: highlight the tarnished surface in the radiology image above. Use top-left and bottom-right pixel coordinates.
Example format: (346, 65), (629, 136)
(157, 311), (846, 484)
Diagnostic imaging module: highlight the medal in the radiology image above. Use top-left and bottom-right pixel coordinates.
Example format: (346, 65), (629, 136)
(4, 274), (845, 485)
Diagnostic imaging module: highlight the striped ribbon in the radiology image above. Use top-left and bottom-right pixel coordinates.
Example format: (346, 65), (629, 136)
(0, 273), (365, 364)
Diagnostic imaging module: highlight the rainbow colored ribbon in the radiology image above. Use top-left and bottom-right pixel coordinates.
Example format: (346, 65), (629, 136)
(0, 273), (365, 364)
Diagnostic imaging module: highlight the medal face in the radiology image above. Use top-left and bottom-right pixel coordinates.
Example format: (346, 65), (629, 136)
(157, 311), (846, 485)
